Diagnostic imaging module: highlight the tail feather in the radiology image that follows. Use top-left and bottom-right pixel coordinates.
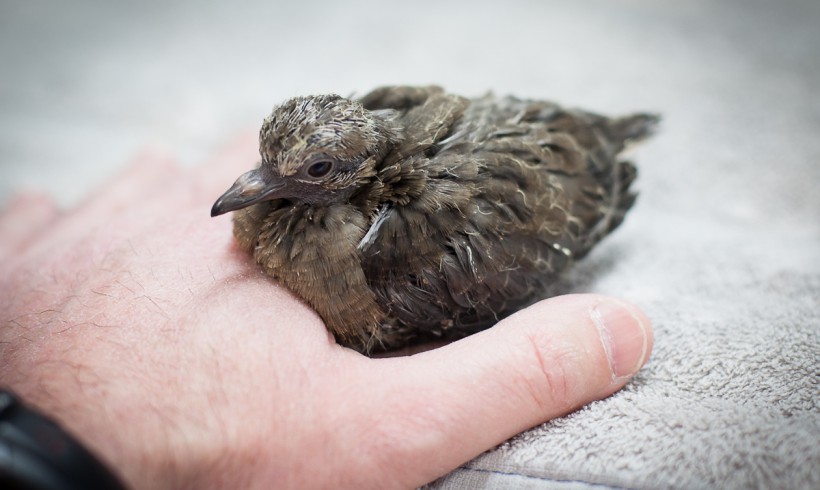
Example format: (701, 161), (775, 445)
(608, 113), (661, 150)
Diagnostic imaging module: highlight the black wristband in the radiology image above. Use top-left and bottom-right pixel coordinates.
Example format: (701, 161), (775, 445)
(0, 388), (126, 490)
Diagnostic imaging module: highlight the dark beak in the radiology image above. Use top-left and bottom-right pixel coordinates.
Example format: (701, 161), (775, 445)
(210, 168), (286, 217)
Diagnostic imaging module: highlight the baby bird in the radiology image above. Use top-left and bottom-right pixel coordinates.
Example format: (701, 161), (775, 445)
(211, 86), (658, 353)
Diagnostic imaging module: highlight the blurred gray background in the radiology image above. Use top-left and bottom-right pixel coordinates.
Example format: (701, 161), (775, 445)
(3, 0), (818, 214)
(2, 1), (818, 489)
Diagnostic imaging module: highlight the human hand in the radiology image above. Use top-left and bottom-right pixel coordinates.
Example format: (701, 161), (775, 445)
(0, 134), (653, 489)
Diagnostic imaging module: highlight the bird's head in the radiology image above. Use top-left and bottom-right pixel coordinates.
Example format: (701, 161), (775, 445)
(211, 94), (398, 216)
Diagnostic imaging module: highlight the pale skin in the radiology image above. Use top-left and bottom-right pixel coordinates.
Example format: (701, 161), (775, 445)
(0, 133), (653, 489)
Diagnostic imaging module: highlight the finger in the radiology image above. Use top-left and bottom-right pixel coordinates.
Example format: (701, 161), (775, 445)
(23, 152), (183, 252)
(71, 149), (182, 220)
(0, 192), (59, 259)
(355, 294), (653, 488)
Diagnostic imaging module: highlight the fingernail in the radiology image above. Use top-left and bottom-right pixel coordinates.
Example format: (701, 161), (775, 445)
(591, 300), (650, 378)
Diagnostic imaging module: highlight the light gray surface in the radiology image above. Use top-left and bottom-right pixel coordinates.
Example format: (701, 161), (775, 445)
(2, 1), (818, 488)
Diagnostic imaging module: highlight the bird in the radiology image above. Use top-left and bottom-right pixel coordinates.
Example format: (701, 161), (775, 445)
(211, 85), (658, 354)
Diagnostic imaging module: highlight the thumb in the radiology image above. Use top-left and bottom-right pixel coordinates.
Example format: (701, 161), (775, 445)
(360, 294), (653, 487)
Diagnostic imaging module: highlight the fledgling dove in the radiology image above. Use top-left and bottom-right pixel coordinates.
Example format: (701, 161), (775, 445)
(211, 86), (658, 353)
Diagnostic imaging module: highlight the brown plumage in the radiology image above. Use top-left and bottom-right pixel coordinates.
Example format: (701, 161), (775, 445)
(211, 86), (658, 353)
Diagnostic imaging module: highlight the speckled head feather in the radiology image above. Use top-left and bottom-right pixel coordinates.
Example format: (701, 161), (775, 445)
(259, 94), (397, 177)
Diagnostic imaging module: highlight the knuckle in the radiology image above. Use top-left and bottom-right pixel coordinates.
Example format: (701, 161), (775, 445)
(517, 330), (582, 414)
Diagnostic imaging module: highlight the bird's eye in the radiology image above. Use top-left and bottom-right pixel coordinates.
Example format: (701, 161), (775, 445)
(307, 160), (333, 178)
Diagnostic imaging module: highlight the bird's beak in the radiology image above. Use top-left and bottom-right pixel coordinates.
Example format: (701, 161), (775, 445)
(210, 168), (286, 217)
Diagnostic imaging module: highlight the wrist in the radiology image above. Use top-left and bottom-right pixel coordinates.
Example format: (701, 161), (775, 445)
(0, 388), (126, 489)
(3, 368), (200, 490)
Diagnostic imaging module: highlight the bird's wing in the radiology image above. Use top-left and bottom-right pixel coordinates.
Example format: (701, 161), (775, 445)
(358, 85), (445, 111)
(362, 93), (652, 337)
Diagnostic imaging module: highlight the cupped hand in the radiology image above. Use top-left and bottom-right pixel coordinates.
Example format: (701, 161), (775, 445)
(0, 134), (652, 489)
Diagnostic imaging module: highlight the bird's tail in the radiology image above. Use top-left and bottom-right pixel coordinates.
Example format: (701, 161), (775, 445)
(607, 113), (661, 152)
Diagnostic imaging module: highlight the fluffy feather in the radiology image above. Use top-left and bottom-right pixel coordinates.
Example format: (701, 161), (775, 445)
(216, 86), (658, 353)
